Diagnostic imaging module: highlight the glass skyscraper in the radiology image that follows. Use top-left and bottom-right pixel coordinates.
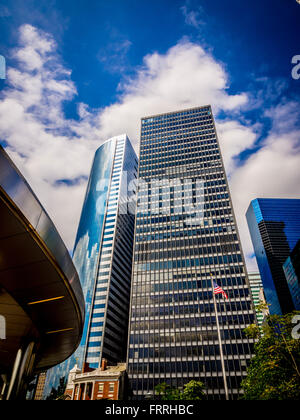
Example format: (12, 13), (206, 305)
(73, 134), (138, 369)
(43, 134), (138, 396)
(283, 239), (300, 311)
(246, 198), (300, 315)
(127, 106), (256, 400)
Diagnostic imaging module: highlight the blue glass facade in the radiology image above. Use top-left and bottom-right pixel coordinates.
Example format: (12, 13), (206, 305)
(283, 240), (300, 310)
(246, 198), (300, 314)
(72, 138), (116, 366)
(43, 134), (138, 397)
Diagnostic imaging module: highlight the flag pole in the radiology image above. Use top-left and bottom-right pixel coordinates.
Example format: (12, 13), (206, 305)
(210, 274), (229, 400)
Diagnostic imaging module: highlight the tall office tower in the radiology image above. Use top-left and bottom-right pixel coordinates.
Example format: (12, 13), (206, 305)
(43, 134), (138, 397)
(127, 106), (256, 400)
(246, 198), (300, 315)
(248, 272), (267, 327)
(73, 134), (138, 370)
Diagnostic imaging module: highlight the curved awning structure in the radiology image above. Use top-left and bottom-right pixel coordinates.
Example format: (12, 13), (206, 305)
(0, 146), (85, 375)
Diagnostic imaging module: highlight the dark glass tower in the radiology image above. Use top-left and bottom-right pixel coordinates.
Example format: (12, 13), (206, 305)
(127, 106), (256, 400)
(246, 198), (300, 314)
(283, 239), (300, 311)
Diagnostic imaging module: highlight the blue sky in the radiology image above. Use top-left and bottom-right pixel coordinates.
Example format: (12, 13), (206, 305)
(1, 0), (299, 111)
(0, 0), (299, 269)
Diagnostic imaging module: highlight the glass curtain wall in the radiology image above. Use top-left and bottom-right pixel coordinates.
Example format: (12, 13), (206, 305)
(127, 106), (256, 400)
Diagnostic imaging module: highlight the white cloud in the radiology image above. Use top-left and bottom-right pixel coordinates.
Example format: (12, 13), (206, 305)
(98, 40), (248, 149)
(0, 25), (98, 249)
(216, 120), (258, 176)
(1, 23), (299, 275)
(230, 102), (300, 270)
(96, 26), (132, 74)
(0, 24), (259, 256)
(180, 2), (206, 29)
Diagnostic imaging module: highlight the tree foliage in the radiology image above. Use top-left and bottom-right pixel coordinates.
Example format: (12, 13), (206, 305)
(180, 380), (206, 400)
(155, 380), (205, 400)
(241, 311), (300, 400)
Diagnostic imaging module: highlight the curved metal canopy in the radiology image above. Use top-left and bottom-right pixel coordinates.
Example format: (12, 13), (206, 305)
(0, 146), (85, 374)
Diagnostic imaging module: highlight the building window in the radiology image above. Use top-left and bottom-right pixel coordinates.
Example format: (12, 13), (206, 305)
(86, 382), (93, 400)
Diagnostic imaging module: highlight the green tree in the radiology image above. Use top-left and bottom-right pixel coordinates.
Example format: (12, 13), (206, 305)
(155, 380), (205, 400)
(241, 311), (300, 400)
(180, 380), (205, 400)
(154, 382), (181, 400)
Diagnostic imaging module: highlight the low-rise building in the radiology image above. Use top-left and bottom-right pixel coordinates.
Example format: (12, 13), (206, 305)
(65, 359), (127, 400)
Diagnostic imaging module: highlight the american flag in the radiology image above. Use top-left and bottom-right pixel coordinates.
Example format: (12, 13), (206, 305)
(213, 281), (228, 299)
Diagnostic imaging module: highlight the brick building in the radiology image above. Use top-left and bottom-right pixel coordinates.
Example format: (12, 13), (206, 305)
(65, 359), (127, 400)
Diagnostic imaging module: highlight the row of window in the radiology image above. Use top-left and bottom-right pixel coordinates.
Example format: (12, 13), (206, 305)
(129, 341), (253, 357)
(141, 124), (214, 138)
(141, 140), (218, 155)
(131, 291), (249, 306)
(138, 187), (227, 199)
(140, 152), (220, 167)
(141, 138), (218, 153)
(136, 217), (232, 230)
(129, 376), (241, 396)
(141, 133), (216, 152)
(141, 128), (215, 142)
(131, 303), (252, 321)
(138, 186), (228, 200)
(131, 277), (248, 293)
(136, 209), (233, 225)
(133, 265), (245, 278)
(140, 166), (226, 182)
(128, 359), (247, 375)
(131, 307), (254, 323)
(129, 320), (247, 337)
(135, 229), (234, 244)
(136, 216), (233, 234)
(128, 346), (207, 360)
(139, 137), (218, 157)
(140, 143), (218, 161)
(141, 108), (210, 124)
(138, 195), (228, 207)
(135, 218), (234, 240)
(135, 247), (240, 263)
(134, 254), (243, 272)
(141, 114), (212, 129)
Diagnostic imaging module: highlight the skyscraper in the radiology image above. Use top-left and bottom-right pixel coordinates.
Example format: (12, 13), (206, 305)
(282, 239), (300, 311)
(246, 198), (300, 315)
(247, 272), (268, 327)
(73, 134), (138, 370)
(43, 134), (138, 397)
(127, 106), (256, 400)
